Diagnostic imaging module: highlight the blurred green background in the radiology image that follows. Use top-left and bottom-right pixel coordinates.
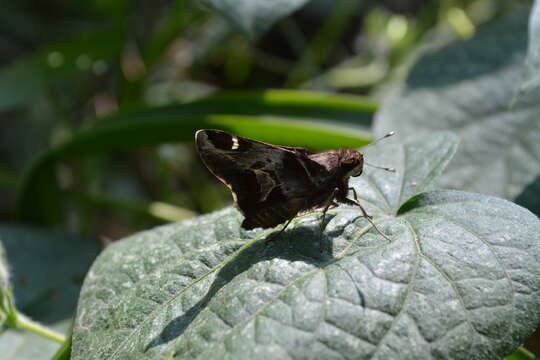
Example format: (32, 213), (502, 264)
(0, 0), (538, 358)
(1, 0), (528, 238)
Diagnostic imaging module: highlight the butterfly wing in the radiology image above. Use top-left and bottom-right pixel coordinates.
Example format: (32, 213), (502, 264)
(195, 129), (330, 229)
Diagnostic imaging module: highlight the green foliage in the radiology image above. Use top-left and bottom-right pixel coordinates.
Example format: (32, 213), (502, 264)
(0, 27), (124, 112)
(1, 1), (540, 359)
(16, 89), (375, 225)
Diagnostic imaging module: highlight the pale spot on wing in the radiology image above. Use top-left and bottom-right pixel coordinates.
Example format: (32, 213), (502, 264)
(213, 174), (241, 209)
(231, 136), (239, 150)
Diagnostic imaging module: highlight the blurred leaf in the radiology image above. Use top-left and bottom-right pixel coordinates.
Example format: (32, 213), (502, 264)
(374, 13), (540, 203)
(0, 27), (124, 111)
(201, 0), (311, 38)
(66, 191), (197, 223)
(0, 225), (99, 322)
(142, 0), (203, 67)
(287, 0), (363, 87)
(0, 242), (7, 289)
(71, 132), (540, 359)
(519, 0), (540, 95)
(106, 89), (377, 128)
(504, 347), (536, 360)
(17, 90), (376, 224)
(0, 168), (18, 189)
(0, 225), (100, 359)
(0, 242), (17, 328)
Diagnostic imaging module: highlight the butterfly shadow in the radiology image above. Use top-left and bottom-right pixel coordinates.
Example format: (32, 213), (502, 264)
(144, 216), (350, 354)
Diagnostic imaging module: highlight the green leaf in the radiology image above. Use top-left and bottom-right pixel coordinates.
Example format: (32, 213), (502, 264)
(72, 132), (540, 359)
(99, 89), (377, 129)
(201, 0), (311, 38)
(17, 90), (375, 224)
(520, 0), (540, 94)
(186, 89), (377, 127)
(360, 131), (459, 212)
(374, 13), (540, 205)
(0, 225), (99, 320)
(0, 225), (100, 359)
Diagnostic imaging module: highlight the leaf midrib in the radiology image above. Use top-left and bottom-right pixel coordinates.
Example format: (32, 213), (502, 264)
(406, 210), (515, 337)
(105, 234), (268, 359)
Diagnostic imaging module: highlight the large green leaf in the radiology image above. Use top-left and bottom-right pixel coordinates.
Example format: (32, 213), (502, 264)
(0, 225), (100, 359)
(72, 132), (540, 359)
(373, 13), (540, 206)
(520, 0), (540, 94)
(16, 90), (375, 224)
(201, 0), (311, 37)
(137, 89), (377, 128)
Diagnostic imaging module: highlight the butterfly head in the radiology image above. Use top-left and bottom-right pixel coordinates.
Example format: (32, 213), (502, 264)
(339, 149), (364, 178)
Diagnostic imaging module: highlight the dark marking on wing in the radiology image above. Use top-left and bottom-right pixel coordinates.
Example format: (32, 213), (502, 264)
(244, 169), (260, 195)
(236, 137), (253, 151)
(251, 161), (266, 169)
(205, 130), (234, 150)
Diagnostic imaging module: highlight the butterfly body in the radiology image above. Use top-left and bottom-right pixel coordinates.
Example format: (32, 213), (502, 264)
(195, 129), (364, 230)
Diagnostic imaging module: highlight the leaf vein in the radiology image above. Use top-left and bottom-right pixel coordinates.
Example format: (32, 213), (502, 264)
(408, 211), (516, 337)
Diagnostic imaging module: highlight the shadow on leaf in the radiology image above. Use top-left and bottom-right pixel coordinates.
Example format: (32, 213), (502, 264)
(515, 174), (540, 216)
(144, 216), (362, 353)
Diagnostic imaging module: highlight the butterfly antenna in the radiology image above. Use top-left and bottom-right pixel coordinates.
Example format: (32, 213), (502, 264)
(362, 132), (395, 172)
(363, 131), (395, 149)
(365, 162), (395, 172)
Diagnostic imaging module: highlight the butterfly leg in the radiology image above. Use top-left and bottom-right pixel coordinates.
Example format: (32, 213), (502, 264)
(348, 187), (372, 220)
(342, 196), (390, 241)
(319, 188), (340, 252)
(265, 217), (294, 243)
(349, 187), (359, 201)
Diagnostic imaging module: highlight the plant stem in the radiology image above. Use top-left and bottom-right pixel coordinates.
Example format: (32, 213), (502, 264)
(15, 312), (66, 344)
(504, 346), (536, 360)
